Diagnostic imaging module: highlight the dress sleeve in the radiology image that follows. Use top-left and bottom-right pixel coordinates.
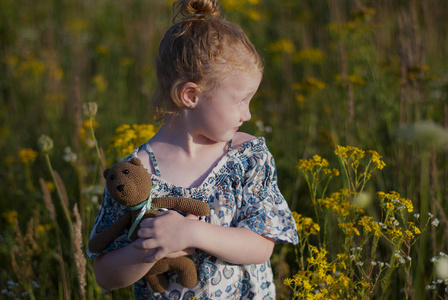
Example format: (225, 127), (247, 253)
(86, 188), (131, 258)
(236, 143), (298, 245)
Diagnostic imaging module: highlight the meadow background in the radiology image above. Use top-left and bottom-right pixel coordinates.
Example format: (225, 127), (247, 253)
(1, 0), (448, 299)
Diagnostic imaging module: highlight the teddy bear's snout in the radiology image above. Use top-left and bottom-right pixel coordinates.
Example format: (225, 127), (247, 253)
(117, 184), (125, 192)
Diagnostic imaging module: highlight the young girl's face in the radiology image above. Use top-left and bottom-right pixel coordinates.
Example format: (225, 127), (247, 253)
(190, 69), (262, 143)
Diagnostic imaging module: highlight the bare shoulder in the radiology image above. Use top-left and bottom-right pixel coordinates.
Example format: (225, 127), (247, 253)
(232, 132), (257, 148)
(136, 147), (153, 172)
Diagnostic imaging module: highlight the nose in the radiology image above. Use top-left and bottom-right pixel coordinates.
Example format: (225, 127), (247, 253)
(241, 104), (251, 122)
(117, 184), (125, 192)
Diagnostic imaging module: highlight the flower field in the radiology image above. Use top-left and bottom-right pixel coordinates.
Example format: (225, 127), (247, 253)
(1, 0), (448, 299)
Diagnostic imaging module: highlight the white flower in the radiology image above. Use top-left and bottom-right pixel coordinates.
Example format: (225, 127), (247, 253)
(414, 213), (420, 219)
(393, 220), (400, 226)
(357, 261), (364, 266)
(371, 261), (377, 266)
(63, 147), (77, 163)
(431, 256), (438, 263)
(432, 218), (440, 227)
(436, 257), (448, 279)
(7, 281), (15, 287)
(428, 212), (434, 218)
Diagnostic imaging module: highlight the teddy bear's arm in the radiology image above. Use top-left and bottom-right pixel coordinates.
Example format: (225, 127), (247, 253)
(151, 197), (210, 216)
(88, 212), (132, 253)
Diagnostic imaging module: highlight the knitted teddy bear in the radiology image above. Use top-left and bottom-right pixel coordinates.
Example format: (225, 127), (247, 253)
(88, 157), (210, 293)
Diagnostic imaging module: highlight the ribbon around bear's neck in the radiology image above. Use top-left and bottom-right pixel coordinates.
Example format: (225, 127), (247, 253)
(127, 184), (166, 240)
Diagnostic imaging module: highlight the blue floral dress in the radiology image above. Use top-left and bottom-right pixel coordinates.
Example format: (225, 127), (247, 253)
(88, 137), (298, 299)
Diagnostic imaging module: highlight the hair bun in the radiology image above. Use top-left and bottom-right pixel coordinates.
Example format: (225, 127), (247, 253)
(173, 0), (222, 22)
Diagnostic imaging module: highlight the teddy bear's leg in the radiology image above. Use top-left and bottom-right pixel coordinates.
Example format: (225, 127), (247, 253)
(145, 273), (170, 293)
(168, 256), (198, 288)
(145, 259), (170, 293)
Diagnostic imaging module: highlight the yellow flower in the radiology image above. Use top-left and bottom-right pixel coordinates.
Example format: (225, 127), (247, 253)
(36, 224), (51, 235)
(4, 156), (15, 164)
(79, 119), (99, 141)
(96, 44), (109, 55)
(368, 150), (386, 170)
(245, 9), (260, 20)
(404, 230), (414, 240)
(335, 145), (365, 161)
(92, 74), (108, 92)
(293, 48), (325, 64)
(3, 210), (18, 225)
(18, 148), (38, 164)
(377, 191), (414, 213)
(303, 280), (312, 290)
(268, 39), (295, 54)
(109, 124), (157, 158)
(295, 94), (306, 103)
(46, 181), (55, 193)
(283, 278), (294, 287)
(292, 212), (320, 236)
(338, 222), (360, 236)
(347, 75), (366, 86)
(386, 228), (403, 241)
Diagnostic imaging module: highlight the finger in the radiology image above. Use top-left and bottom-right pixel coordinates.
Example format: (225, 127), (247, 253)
(137, 227), (154, 238)
(139, 217), (155, 228)
(133, 238), (159, 250)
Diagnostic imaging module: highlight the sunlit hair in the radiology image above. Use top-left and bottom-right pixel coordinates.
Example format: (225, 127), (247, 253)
(152, 0), (263, 122)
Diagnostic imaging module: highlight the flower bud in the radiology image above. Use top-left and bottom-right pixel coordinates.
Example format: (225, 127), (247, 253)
(38, 135), (54, 153)
(82, 102), (98, 118)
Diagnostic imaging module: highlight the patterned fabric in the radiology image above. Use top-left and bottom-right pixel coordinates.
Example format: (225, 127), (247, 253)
(88, 137), (298, 299)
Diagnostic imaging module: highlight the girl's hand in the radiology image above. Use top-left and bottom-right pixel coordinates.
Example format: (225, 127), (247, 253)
(134, 210), (198, 262)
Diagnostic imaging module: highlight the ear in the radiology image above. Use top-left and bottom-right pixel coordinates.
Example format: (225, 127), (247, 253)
(103, 168), (110, 179)
(130, 157), (141, 166)
(179, 82), (199, 108)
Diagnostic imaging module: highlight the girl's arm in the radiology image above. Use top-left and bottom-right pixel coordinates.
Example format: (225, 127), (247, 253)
(93, 244), (157, 290)
(134, 210), (275, 264)
(93, 242), (194, 290)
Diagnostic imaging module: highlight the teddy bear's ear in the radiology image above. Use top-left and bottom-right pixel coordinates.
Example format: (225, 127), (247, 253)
(103, 168), (110, 179)
(130, 158), (142, 166)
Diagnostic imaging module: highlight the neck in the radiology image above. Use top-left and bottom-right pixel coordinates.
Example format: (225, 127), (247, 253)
(152, 117), (223, 158)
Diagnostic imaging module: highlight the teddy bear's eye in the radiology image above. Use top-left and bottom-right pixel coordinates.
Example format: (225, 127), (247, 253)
(122, 169), (129, 175)
(110, 175), (115, 180)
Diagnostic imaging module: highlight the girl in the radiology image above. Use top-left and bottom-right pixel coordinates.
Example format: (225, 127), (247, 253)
(88, 0), (298, 299)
